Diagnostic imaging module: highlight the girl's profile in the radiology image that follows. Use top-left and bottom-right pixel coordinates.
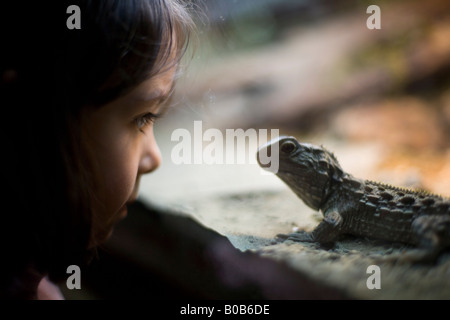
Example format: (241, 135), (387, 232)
(0, 0), (194, 299)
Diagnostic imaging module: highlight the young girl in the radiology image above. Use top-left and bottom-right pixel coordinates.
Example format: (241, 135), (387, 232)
(0, 0), (194, 299)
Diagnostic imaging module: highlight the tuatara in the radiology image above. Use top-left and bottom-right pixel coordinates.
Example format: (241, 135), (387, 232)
(257, 136), (450, 263)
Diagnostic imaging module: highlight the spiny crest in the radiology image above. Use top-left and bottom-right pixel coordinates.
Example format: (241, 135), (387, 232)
(366, 180), (448, 200)
(320, 145), (339, 164)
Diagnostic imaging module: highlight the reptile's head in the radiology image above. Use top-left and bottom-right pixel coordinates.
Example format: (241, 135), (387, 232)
(257, 136), (344, 210)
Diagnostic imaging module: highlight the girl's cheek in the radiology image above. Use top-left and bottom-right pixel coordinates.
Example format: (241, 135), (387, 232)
(112, 152), (138, 200)
(94, 144), (135, 211)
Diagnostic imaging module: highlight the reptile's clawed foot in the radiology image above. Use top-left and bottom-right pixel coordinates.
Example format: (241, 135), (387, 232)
(276, 231), (314, 243)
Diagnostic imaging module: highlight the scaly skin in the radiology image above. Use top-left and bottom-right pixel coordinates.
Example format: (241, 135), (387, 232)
(257, 136), (450, 263)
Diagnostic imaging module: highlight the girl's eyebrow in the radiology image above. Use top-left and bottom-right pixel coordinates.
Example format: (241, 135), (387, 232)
(134, 89), (165, 103)
(157, 84), (177, 116)
(135, 80), (176, 104)
(134, 66), (181, 104)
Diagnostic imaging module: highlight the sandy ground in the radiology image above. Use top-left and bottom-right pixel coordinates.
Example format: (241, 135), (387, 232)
(135, 112), (450, 300)
(140, 161), (450, 299)
(188, 189), (450, 300)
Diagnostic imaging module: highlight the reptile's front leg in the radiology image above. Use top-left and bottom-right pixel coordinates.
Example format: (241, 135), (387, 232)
(277, 211), (344, 244)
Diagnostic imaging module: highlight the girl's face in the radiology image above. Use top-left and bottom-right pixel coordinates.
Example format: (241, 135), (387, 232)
(82, 66), (176, 244)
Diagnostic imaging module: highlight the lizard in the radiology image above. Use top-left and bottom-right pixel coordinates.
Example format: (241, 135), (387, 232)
(256, 136), (450, 263)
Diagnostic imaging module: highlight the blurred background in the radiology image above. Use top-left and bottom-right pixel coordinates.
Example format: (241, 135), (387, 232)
(63, 0), (450, 299)
(142, 0), (450, 207)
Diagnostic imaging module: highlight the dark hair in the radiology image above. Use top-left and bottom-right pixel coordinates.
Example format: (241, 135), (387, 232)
(0, 0), (193, 298)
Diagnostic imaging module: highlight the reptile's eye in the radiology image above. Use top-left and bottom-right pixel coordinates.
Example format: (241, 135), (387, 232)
(280, 140), (296, 154)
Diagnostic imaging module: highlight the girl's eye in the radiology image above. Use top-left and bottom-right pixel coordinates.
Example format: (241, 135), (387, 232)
(135, 112), (160, 132)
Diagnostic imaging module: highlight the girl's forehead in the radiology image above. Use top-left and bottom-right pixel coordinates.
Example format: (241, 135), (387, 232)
(88, 65), (177, 118)
(132, 67), (177, 102)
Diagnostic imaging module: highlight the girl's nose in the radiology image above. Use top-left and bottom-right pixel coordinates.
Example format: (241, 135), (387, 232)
(139, 131), (162, 175)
